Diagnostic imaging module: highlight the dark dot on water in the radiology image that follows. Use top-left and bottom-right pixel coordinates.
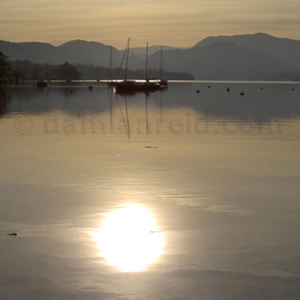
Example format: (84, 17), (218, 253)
(196, 89), (200, 93)
(208, 86), (211, 88)
(227, 87), (230, 92)
(292, 88), (294, 91)
(240, 92), (244, 96)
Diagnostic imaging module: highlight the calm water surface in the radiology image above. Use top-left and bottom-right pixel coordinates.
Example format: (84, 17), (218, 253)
(1, 82), (300, 299)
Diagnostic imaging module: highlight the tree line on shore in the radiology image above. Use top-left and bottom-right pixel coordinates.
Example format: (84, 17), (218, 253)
(0, 51), (193, 84)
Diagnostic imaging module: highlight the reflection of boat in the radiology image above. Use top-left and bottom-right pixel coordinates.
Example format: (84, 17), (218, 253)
(35, 80), (48, 88)
(109, 38), (166, 92)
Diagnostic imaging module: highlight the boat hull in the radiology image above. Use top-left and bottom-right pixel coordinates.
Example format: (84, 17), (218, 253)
(108, 80), (167, 92)
(35, 80), (48, 88)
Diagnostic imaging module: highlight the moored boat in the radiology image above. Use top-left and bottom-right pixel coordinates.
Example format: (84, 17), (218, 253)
(114, 79), (161, 92)
(108, 39), (167, 92)
(35, 80), (48, 88)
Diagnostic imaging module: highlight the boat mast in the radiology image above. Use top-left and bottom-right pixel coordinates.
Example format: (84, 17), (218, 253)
(124, 37), (130, 81)
(116, 37), (130, 80)
(108, 46), (113, 79)
(146, 42), (149, 81)
(160, 45), (163, 80)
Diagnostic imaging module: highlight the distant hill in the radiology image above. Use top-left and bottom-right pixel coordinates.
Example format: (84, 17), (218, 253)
(1, 33), (300, 80)
(123, 45), (178, 70)
(57, 40), (122, 67)
(0, 40), (123, 67)
(193, 33), (300, 70)
(148, 40), (288, 80)
(128, 45), (178, 58)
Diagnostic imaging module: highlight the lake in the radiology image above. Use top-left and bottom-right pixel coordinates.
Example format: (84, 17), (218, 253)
(1, 81), (300, 299)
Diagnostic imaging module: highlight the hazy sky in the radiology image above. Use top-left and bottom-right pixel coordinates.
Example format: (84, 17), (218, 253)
(1, 0), (300, 48)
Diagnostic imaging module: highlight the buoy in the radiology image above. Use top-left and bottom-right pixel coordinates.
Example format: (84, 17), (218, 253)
(227, 87), (230, 92)
(196, 89), (200, 93)
(240, 92), (244, 96)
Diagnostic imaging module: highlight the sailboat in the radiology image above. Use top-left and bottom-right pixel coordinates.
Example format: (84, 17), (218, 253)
(108, 38), (166, 92)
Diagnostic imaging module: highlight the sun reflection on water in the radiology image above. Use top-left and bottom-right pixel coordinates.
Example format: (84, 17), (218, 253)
(92, 204), (164, 272)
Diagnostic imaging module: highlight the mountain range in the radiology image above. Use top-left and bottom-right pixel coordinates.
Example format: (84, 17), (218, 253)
(1, 33), (300, 80)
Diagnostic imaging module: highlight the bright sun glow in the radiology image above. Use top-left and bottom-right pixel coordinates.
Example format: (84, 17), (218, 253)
(92, 204), (164, 272)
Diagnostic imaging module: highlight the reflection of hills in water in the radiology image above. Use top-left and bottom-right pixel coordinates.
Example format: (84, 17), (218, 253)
(0, 88), (12, 118)
(3, 83), (300, 121)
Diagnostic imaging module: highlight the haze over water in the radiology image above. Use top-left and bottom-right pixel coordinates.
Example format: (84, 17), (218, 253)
(1, 81), (300, 299)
